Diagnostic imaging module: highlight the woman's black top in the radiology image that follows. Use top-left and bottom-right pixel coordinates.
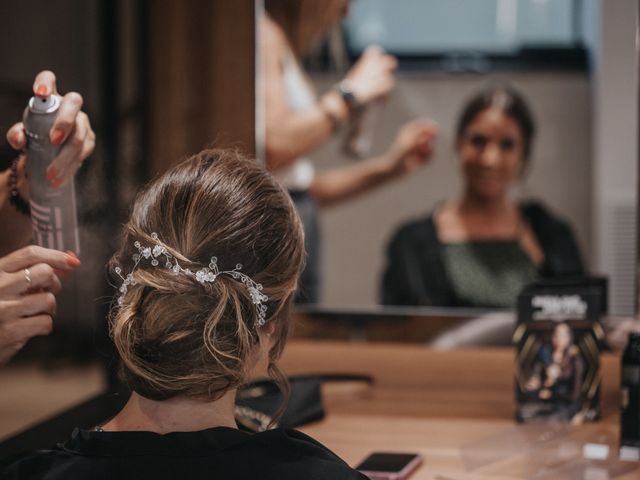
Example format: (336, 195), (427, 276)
(381, 201), (585, 307)
(3, 427), (366, 480)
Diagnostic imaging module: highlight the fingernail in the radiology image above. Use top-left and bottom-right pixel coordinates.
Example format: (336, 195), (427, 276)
(50, 128), (65, 145)
(65, 251), (81, 267)
(47, 166), (59, 182)
(36, 85), (49, 97)
(50, 177), (63, 189)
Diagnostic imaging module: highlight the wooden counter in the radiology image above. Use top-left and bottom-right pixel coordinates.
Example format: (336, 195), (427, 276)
(280, 341), (639, 480)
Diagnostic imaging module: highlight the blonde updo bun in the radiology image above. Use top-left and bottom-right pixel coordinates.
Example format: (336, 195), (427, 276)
(108, 149), (304, 401)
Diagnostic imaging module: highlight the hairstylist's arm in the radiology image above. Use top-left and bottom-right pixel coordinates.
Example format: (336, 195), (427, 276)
(341, 45), (397, 105)
(1, 70), (95, 256)
(263, 15), (396, 170)
(0, 246), (80, 366)
(263, 16), (335, 169)
(309, 119), (438, 207)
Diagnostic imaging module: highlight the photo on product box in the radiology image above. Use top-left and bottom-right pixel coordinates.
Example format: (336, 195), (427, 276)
(516, 320), (600, 423)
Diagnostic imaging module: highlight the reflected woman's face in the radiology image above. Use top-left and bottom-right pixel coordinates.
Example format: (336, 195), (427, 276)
(457, 108), (525, 199)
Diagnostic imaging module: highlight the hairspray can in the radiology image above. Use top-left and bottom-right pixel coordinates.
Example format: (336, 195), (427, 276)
(23, 95), (80, 254)
(342, 101), (382, 160)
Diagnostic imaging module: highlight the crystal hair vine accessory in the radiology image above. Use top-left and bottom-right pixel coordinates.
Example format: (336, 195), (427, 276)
(114, 233), (269, 326)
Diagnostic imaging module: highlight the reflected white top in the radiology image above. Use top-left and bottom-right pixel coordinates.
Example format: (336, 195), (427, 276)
(273, 50), (316, 191)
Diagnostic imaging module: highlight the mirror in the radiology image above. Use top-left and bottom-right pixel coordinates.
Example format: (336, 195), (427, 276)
(258, 0), (638, 317)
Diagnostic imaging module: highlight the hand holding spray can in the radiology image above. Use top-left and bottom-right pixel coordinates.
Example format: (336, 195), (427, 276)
(342, 100), (383, 159)
(23, 94), (80, 254)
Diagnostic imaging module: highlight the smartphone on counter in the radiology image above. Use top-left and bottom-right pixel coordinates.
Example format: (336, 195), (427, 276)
(355, 452), (423, 480)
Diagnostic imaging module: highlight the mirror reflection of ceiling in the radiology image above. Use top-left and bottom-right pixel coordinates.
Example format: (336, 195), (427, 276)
(345, 0), (586, 55)
(298, 0), (637, 315)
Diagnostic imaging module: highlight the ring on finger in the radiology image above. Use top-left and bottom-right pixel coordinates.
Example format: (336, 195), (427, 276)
(24, 268), (32, 290)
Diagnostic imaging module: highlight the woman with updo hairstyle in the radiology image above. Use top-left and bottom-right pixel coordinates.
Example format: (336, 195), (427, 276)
(4, 149), (366, 480)
(382, 86), (584, 308)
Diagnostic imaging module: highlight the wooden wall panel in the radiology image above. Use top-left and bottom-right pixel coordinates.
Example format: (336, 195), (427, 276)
(149, 0), (255, 176)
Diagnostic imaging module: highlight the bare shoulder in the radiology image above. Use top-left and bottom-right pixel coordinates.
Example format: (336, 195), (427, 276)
(260, 14), (287, 51)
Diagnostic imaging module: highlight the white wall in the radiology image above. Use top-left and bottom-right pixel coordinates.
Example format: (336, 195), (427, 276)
(591, 0), (638, 315)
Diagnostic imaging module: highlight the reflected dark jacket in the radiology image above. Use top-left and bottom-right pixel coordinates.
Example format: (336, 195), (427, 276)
(381, 201), (585, 307)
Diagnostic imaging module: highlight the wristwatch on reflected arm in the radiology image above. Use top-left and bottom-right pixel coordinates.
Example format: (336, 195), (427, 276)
(318, 80), (362, 132)
(335, 80), (362, 114)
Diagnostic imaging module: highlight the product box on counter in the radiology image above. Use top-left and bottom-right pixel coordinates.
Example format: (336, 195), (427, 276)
(514, 277), (607, 423)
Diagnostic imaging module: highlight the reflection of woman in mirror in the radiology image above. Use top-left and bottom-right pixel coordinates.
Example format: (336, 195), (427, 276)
(263, 0), (437, 303)
(524, 322), (584, 422)
(382, 87), (584, 307)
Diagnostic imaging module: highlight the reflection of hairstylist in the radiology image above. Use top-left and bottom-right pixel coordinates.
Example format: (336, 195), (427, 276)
(263, 0), (437, 303)
(382, 87), (584, 307)
(0, 71), (93, 365)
